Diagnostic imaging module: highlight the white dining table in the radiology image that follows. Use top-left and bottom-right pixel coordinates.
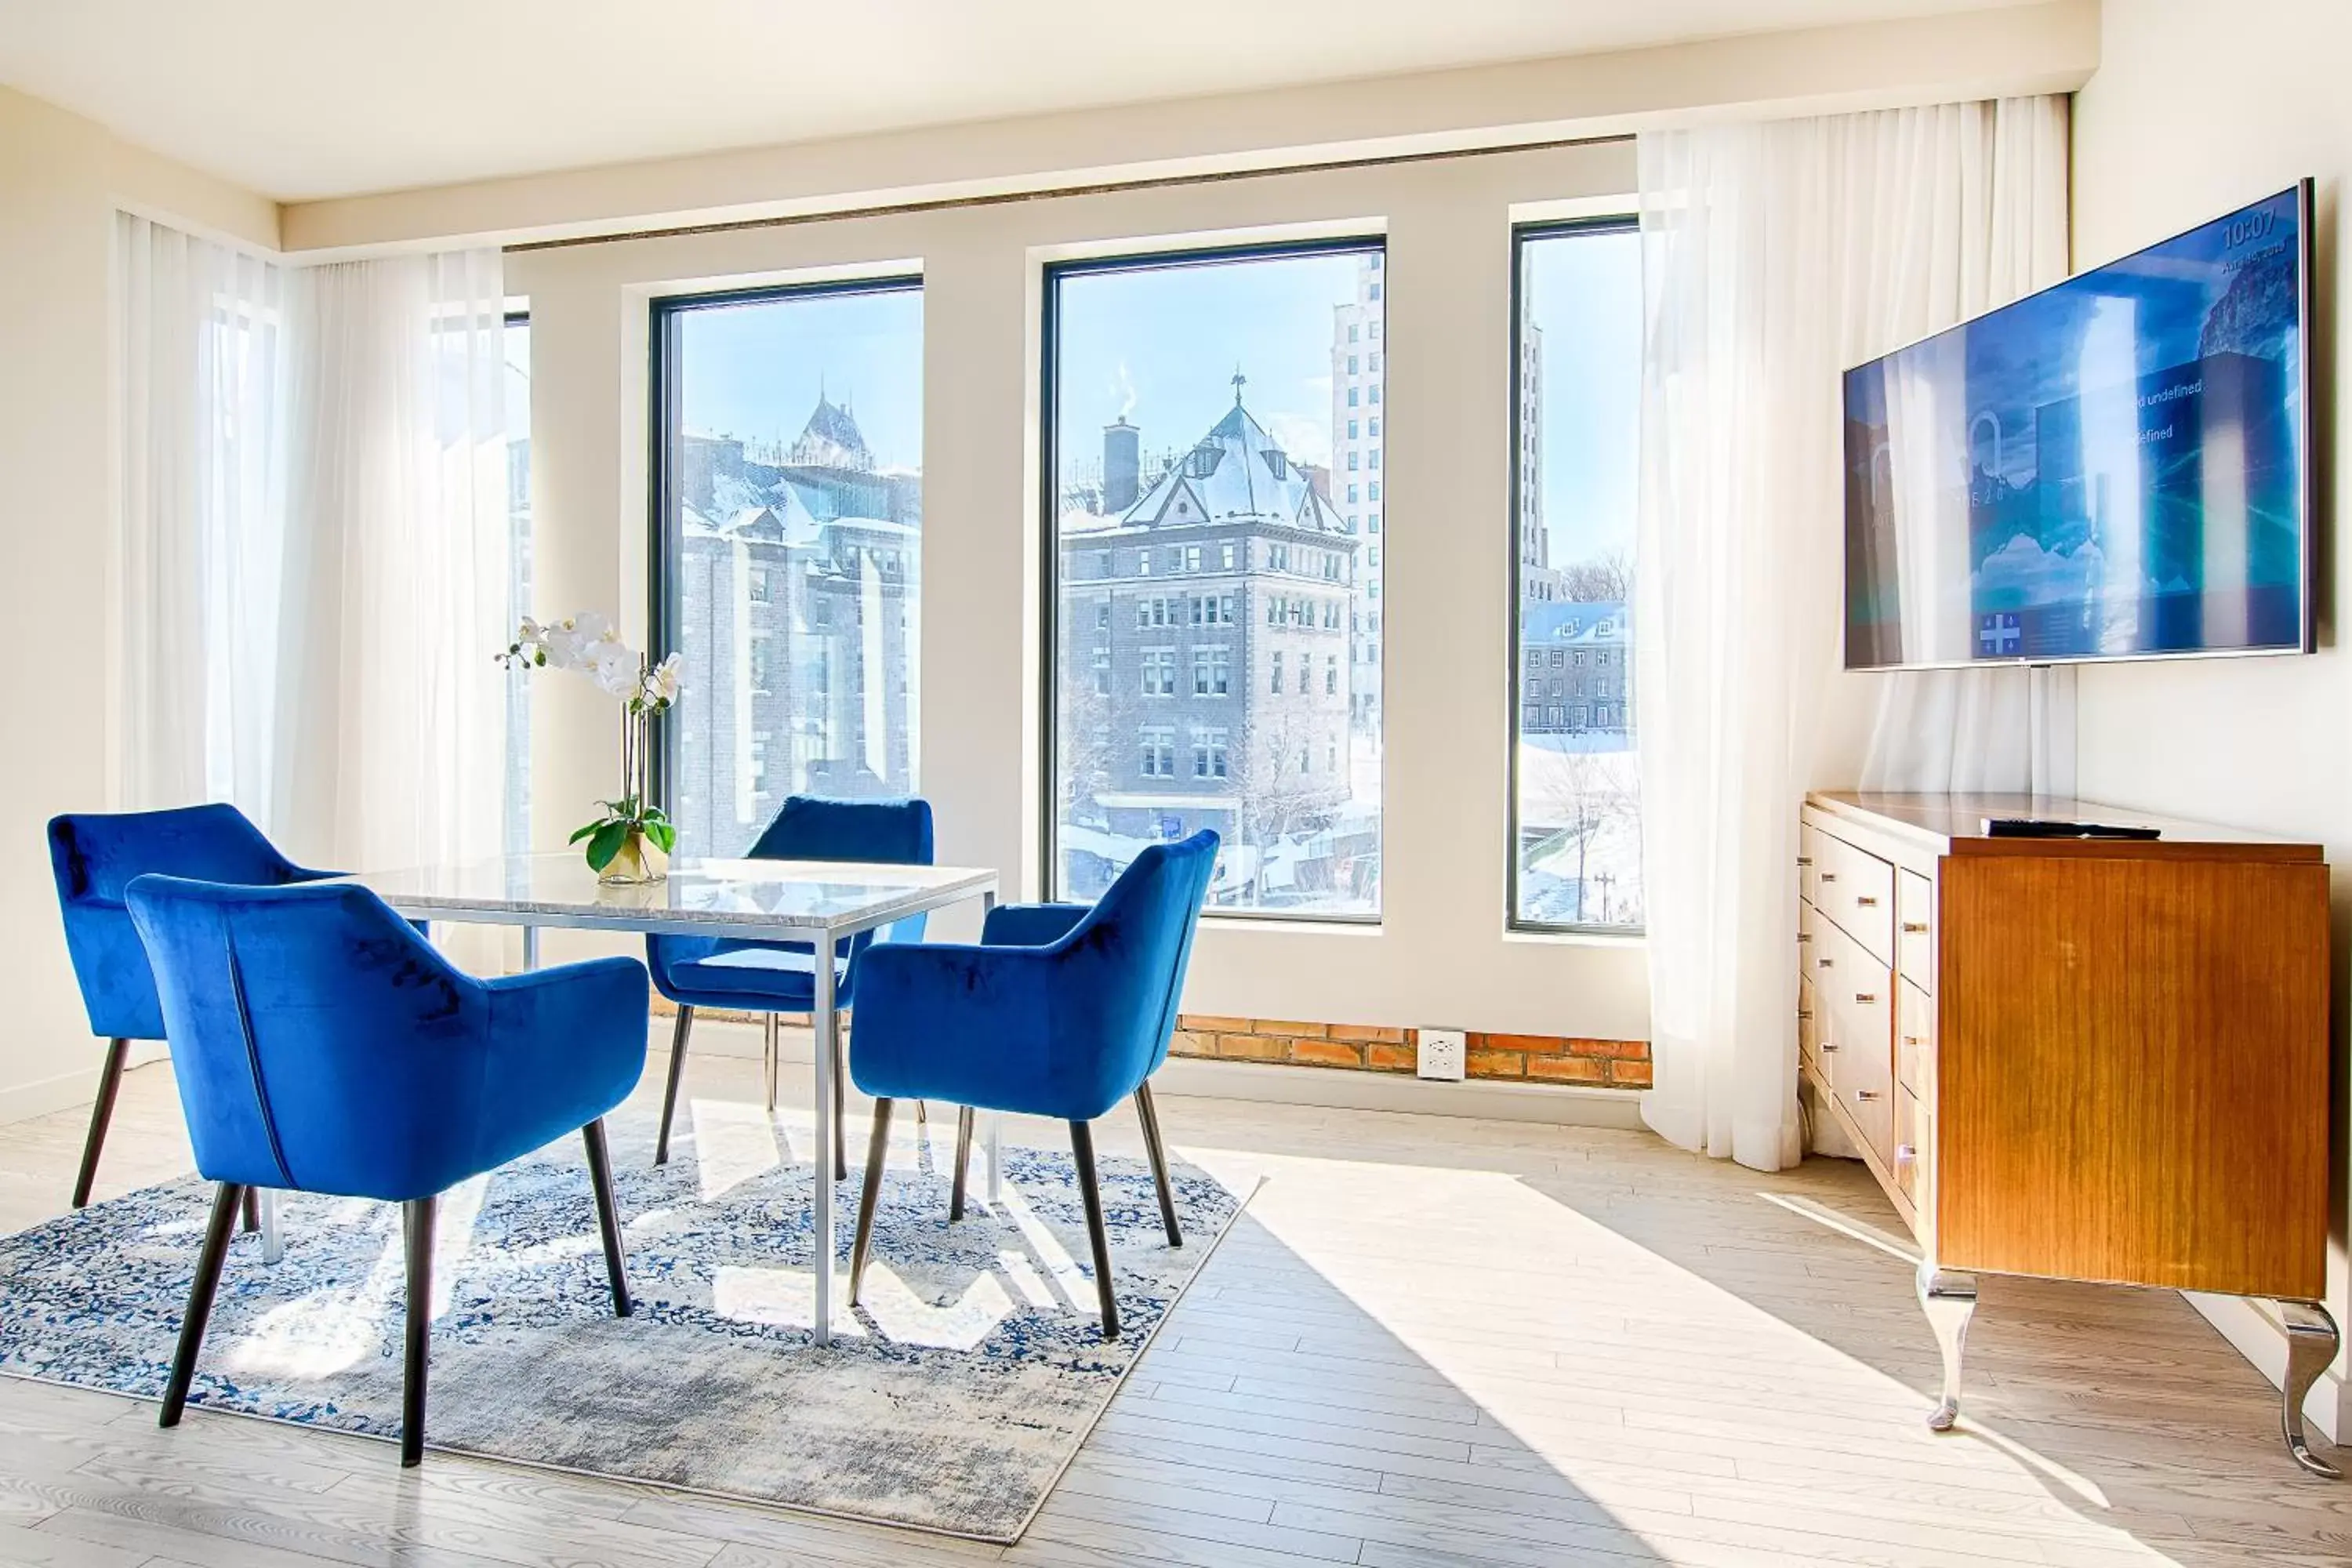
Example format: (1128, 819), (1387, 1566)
(325, 850), (1001, 1346)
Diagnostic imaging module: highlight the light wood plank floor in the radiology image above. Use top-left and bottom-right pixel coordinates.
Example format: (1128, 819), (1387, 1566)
(1, 1025), (2345, 1568)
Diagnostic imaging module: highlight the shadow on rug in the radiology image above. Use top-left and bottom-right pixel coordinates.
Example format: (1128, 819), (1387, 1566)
(0, 1109), (1248, 1542)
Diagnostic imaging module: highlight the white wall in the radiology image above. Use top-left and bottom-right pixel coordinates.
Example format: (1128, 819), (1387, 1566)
(0, 84), (278, 1123)
(2071, 0), (2352, 1440)
(510, 141), (1657, 1040)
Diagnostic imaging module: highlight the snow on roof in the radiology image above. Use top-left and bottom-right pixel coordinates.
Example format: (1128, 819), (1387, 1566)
(1118, 393), (1348, 537)
(1522, 601), (1629, 644)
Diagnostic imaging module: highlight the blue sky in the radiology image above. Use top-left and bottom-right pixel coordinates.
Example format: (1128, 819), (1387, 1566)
(1053, 249), (1367, 472)
(651, 238), (1642, 573)
(1524, 227), (1642, 573)
(676, 285), (926, 468)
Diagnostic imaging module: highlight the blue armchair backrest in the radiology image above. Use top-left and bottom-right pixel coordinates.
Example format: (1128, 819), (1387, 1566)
(49, 804), (320, 1040)
(1058, 829), (1220, 1100)
(124, 876), (492, 1199)
(649, 794), (935, 987)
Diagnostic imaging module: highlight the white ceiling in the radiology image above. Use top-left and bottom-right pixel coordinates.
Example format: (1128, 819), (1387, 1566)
(0, 1), (2040, 201)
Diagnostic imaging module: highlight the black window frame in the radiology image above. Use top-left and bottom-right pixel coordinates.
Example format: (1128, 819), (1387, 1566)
(646, 273), (924, 825)
(1507, 216), (1645, 937)
(1040, 234), (1385, 924)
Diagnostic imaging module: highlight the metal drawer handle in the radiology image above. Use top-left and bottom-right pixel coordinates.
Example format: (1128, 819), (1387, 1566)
(1821, 1042), (1841, 1053)
(1817, 956), (1834, 969)
(1797, 1008), (1813, 1021)
(1820, 872), (1838, 884)
(1797, 932), (1813, 944)
(1854, 1089), (1882, 1102)
(1902, 920), (1929, 934)
(1895, 1143), (1916, 1165)
(1853, 992), (1877, 1005)
(1796, 855), (1813, 866)
(1902, 1033), (1922, 1047)
(1855, 895), (1879, 907)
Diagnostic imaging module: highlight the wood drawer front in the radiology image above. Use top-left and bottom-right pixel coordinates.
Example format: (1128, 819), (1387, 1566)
(1896, 870), (1933, 991)
(1798, 822), (1824, 906)
(1813, 830), (1896, 967)
(1894, 1086), (1926, 1205)
(1813, 917), (1895, 1158)
(1798, 972), (1820, 1069)
(1896, 978), (1931, 1102)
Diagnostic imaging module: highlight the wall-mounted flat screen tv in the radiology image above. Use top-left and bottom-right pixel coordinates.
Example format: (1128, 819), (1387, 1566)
(1842, 182), (2313, 670)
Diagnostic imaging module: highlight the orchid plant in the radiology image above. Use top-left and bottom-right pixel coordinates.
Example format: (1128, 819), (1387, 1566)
(500, 612), (685, 880)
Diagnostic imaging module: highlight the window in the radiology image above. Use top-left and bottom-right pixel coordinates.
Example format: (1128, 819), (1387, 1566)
(1140, 727), (1176, 777)
(652, 278), (922, 858)
(1091, 647), (1111, 695)
(1511, 221), (1642, 931)
(1192, 644), (1232, 696)
(1142, 648), (1177, 695)
(1047, 241), (1383, 917)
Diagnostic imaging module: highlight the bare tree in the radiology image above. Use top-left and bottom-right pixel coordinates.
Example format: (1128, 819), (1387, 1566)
(1558, 550), (1632, 603)
(1536, 752), (1637, 923)
(1056, 676), (1117, 825)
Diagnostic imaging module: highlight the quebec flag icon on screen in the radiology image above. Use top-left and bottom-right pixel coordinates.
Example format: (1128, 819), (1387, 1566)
(1977, 612), (2023, 658)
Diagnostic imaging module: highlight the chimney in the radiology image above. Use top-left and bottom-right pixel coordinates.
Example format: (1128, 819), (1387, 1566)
(1103, 418), (1141, 514)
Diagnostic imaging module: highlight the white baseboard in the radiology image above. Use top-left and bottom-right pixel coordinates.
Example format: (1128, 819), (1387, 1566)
(0, 1065), (105, 1128)
(2184, 1290), (2344, 1444)
(1153, 1054), (1648, 1127)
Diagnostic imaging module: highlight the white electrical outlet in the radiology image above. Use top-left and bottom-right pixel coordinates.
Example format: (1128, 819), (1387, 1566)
(1417, 1028), (1467, 1081)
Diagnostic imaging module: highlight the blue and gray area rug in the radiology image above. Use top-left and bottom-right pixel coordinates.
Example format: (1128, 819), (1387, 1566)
(0, 1112), (1245, 1542)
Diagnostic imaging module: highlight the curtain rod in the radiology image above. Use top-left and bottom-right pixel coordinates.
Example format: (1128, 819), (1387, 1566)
(505, 132), (1632, 254)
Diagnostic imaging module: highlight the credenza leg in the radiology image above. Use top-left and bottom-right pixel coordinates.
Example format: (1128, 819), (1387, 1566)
(1916, 1261), (1978, 1432)
(2278, 1298), (2342, 1479)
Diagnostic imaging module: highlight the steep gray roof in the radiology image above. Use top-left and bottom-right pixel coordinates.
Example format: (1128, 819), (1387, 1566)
(1120, 394), (1346, 535)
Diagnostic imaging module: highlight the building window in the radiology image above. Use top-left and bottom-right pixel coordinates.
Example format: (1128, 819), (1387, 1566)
(1092, 647), (1111, 695)
(1192, 644), (1232, 696)
(1142, 648), (1177, 695)
(1512, 220), (1642, 931)
(1192, 727), (1229, 779)
(1047, 241), (1384, 918)
(652, 277), (922, 858)
(1139, 727), (1175, 777)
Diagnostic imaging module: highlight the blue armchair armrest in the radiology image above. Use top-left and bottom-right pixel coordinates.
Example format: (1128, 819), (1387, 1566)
(982, 902), (1091, 948)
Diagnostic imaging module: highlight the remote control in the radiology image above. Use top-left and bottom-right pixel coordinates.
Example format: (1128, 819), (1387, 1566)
(1982, 817), (2161, 840)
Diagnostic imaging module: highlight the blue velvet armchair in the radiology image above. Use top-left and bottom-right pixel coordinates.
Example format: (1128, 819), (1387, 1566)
(844, 829), (1218, 1339)
(125, 874), (648, 1468)
(647, 795), (934, 1179)
(47, 804), (333, 1211)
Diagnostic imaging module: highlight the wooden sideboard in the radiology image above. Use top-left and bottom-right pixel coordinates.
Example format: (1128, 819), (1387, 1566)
(1798, 791), (2336, 1475)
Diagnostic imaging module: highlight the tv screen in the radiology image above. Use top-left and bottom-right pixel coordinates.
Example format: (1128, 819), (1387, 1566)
(1842, 183), (2313, 670)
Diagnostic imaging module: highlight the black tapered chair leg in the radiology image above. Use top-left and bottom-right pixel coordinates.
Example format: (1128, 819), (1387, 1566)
(582, 1118), (632, 1317)
(949, 1105), (975, 1221)
(1069, 1120), (1120, 1340)
(654, 1005), (695, 1166)
(240, 1188), (260, 1233)
(848, 1098), (894, 1306)
(71, 1038), (129, 1210)
(831, 1019), (848, 1183)
(159, 1181), (245, 1429)
(401, 1196), (436, 1468)
(1134, 1082), (1183, 1249)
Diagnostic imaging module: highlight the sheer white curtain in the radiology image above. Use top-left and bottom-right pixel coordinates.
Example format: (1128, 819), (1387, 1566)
(114, 219), (509, 887)
(1632, 96), (2068, 1171)
(275, 249), (510, 877)
(115, 215), (292, 822)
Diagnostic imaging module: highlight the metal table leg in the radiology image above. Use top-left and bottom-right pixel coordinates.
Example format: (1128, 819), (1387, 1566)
(521, 924), (539, 972)
(1916, 1260), (1978, 1432)
(811, 950), (838, 1348)
(257, 1189), (282, 1265)
(2280, 1298), (2343, 1478)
